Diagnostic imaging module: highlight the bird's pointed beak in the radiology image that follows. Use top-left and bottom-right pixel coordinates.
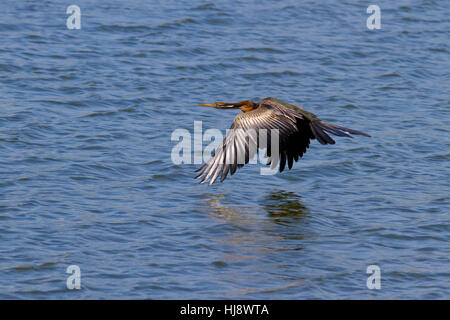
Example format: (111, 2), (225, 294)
(198, 102), (241, 109)
(198, 103), (217, 108)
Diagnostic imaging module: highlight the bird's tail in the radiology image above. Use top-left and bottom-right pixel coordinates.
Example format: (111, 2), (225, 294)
(310, 120), (371, 145)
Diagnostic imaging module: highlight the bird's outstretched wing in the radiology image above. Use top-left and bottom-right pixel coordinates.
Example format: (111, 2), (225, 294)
(257, 98), (370, 171)
(195, 105), (298, 185)
(260, 97), (370, 144)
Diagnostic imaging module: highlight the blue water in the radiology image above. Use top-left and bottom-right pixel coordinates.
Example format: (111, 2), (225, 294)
(0, 0), (449, 299)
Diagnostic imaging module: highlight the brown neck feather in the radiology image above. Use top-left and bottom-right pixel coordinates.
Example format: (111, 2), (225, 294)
(238, 100), (256, 113)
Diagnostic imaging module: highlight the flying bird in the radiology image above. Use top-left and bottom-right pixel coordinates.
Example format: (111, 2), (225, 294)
(196, 97), (370, 185)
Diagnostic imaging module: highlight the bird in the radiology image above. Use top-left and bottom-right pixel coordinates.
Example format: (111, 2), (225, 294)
(195, 97), (370, 185)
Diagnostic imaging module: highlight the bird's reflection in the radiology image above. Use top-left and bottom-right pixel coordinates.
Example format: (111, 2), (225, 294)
(260, 190), (309, 224)
(203, 190), (309, 225)
(200, 190), (311, 292)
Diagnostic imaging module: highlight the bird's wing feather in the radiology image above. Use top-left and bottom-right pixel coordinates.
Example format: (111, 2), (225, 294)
(195, 106), (298, 185)
(260, 97), (370, 145)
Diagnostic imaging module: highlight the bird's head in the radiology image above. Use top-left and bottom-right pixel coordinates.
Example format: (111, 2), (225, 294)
(199, 100), (256, 112)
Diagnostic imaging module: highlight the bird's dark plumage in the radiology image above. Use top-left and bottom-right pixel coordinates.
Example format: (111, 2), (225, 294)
(196, 97), (370, 185)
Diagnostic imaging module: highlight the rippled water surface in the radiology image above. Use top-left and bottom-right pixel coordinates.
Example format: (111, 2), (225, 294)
(0, 0), (449, 299)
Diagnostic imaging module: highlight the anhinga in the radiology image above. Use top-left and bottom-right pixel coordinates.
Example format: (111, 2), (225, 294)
(196, 97), (370, 185)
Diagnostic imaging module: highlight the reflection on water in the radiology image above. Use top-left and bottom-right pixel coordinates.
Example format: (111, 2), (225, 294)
(204, 190), (309, 224)
(203, 193), (255, 218)
(202, 190), (310, 251)
(260, 191), (309, 224)
(201, 191), (310, 296)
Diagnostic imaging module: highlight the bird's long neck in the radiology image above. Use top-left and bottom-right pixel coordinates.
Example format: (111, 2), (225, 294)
(238, 100), (256, 113)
